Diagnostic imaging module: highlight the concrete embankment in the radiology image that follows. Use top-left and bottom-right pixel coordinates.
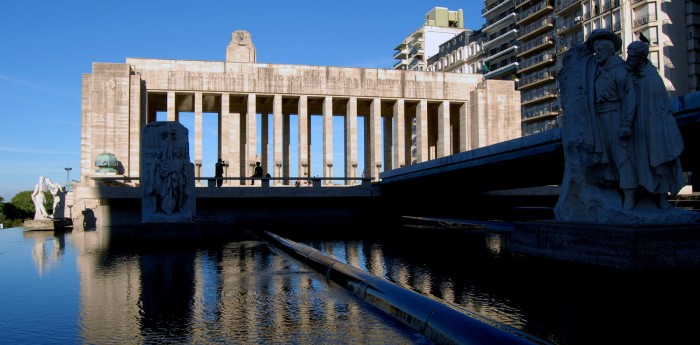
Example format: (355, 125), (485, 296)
(263, 231), (551, 345)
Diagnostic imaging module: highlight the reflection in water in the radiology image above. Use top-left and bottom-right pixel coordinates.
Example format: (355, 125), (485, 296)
(65, 230), (429, 344)
(296, 231), (700, 345)
(24, 230), (66, 276)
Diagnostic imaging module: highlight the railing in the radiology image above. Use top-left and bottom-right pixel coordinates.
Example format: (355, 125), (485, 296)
(91, 176), (374, 188)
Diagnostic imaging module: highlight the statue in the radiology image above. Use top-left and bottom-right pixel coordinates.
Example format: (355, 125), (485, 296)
(45, 178), (65, 219)
(31, 176), (49, 220)
(141, 121), (196, 223)
(555, 29), (699, 224)
(626, 40), (686, 209)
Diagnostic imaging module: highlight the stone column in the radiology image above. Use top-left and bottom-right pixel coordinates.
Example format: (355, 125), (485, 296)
(369, 98), (382, 180)
(221, 94), (232, 185)
(383, 111), (392, 171)
(459, 101), (470, 152)
(416, 100), (428, 163)
(261, 112), (269, 175)
(194, 92), (203, 184)
(323, 96), (333, 182)
(345, 97), (357, 184)
(246, 94), (257, 176)
(437, 100), (450, 158)
(273, 94), (283, 184)
(392, 99), (405, 168)
(283, 110), (290, 184)
(167, 91), (176, 121)
(298, 95), (309, 177)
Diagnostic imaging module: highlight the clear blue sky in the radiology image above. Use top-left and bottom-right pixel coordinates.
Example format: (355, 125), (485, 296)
(0, 0), (485, 200)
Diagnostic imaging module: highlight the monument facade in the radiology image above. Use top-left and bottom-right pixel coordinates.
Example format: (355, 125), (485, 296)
(73, 30), (521, 227)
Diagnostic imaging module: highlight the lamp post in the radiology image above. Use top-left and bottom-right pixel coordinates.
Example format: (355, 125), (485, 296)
(64, 167), (72, 191)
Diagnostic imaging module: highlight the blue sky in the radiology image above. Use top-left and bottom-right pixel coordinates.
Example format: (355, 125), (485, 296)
(0, 0), (485, 200)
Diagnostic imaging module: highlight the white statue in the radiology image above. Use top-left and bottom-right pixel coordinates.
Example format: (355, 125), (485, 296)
(31, 176), (49, 220)
(46, 178), (64, 219)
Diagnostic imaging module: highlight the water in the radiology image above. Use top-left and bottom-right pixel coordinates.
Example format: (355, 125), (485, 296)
(3, 225), (700, 345)
(284, 228), (700, 345)
(0, 227), (433, 345)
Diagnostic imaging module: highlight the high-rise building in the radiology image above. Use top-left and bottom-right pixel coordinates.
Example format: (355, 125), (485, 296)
(393, 7), (467, 71)
(481, 0), (519, 81)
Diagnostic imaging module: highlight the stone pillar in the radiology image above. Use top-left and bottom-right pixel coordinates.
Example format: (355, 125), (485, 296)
(273, 95), (283, 184)
(437, 100), (450, 158)
(283, 110), (290, 184)
(298, 95), (309, 177)
(246, 94), (257, 176)
(369, 98), (382, 180)
(261, 112), (269, 176)
(459, 101), (470, 152)
(129, 74), (142, 178)
(383, 111), (392, 171)
(194, 92), (203, 184)
(323, 96), (333, 182)
(221, 94), (231, 185)
(167, 91), (176, 121)
(345, 97), (358, 184)
(393, 99), (405, 168)
(415, 100), (428, 163)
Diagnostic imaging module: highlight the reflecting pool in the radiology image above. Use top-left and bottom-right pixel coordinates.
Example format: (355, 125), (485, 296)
(0, 227), (433, 345)
(288, 229), (700, 345)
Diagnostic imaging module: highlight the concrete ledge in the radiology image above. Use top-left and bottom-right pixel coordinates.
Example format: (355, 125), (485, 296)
(511, 221), (700, 270)
(263, 231), (548, 345)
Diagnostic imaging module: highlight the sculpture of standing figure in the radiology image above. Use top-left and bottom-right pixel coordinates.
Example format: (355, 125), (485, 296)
(46, 178), (64, 218)
(626, 40), (686, 209)
(31, 176), (49, 220)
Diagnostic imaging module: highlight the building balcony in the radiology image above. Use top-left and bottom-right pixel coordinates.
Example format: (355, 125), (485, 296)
(517, 69), (556, 89)
(521, 88), (558, 106)
(555, 0), (581, 16)
(393, 49), (408, 60)
(633, 12), (657, 28)
(482, 0), (513, 18)
(393, 59), (408, 70)
(517, 35), (554, 57)
(556, 19), (583, 36)
(483, 61), (519, 79)
(518, 53), (554, 74)
(483, 29), (518, 49)
(483, 45), (519, 63)
(516, 1), (554, 25)
(394, 41), (407, 51)
(483, 12), (516, 34)
(518, 17), (554, 41)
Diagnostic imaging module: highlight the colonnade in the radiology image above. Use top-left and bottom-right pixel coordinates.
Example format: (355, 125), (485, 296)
(152, 91), (468, 185)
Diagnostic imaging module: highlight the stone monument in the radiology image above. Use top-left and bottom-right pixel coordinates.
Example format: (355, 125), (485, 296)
(24, 176), (65, 231)
(511, 30), (700, 270)
(140, 121), (196, 223)
(554, 30), (698, 224)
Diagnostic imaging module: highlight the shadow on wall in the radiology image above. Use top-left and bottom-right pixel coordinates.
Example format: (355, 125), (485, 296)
(82, 209), (97, 231)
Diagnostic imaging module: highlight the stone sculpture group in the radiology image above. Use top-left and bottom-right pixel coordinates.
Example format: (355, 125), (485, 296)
(555, 29), (697, 224)
(31, 175), (65, 220)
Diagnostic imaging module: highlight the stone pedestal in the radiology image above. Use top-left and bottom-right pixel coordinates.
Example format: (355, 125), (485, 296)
(23, 219), (65, 231)
(511, 221), (700, 270)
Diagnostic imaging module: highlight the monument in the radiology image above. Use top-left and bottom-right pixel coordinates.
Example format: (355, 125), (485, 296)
(138, 121), (200, 239)
(511, 30), (700, 270)
(24, 176), (67, 231)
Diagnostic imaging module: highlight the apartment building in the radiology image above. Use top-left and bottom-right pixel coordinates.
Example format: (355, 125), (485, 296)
(393, 7), (466, 71)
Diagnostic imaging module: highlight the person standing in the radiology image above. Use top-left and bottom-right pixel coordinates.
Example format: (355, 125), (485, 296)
(626, 40), (685, 208)
(215, 158), (224, 187)
(586, 29), (638, 209)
